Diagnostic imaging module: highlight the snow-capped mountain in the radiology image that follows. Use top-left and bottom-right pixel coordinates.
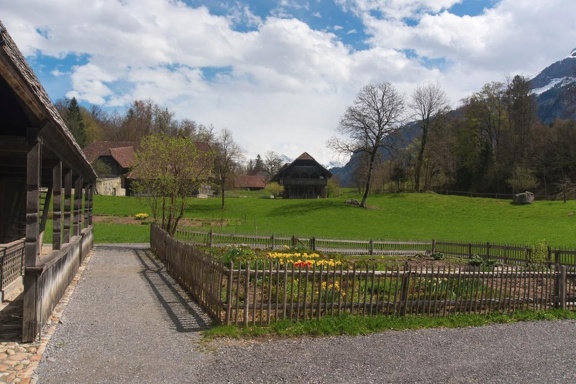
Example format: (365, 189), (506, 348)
(530, 48), (576, 123)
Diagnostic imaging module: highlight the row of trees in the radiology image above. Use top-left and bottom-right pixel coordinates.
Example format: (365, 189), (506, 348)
(331, 75), (576, 206)
(55, 97), (292, 234)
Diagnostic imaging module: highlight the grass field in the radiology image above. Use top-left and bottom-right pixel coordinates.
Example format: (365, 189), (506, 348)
(88, 190), (576, 247)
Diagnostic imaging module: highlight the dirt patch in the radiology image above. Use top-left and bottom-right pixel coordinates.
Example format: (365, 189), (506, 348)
(92, 216), (229, 227)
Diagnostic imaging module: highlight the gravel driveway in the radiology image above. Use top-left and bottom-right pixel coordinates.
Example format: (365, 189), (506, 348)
(35, 244), (576, 383)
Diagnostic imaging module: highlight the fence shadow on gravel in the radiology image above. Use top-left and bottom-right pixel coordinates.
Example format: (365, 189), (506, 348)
(151, 224), (576, 327)
(134, 248), (211, 332)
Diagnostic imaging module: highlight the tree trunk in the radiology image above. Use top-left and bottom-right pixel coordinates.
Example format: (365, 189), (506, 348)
(415, 124), (428, 192)
(360, 149), (378, 208)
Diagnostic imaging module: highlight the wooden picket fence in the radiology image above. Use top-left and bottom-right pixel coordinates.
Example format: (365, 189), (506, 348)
(153, 225), (576, 326)
(176, 229), (576, 267)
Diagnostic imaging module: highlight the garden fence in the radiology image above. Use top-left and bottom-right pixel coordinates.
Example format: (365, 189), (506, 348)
(154, 225), (576, 326)
(176, 229), (576, 267)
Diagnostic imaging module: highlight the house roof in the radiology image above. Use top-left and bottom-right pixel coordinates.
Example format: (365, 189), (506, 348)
(108, 147), (135, 168)
(295, 152), (315, 161)
(0, 21), (96, 182)
(83, 141), (137, 163)
(272, 152), (332, 180)
(236, 175), (266, 189)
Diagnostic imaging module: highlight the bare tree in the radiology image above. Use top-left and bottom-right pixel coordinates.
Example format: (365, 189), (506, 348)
(213, 129), (244, 209)
(409, 82), (450, 192)
(263, 151), (285, 180)
(328, 82), (405, 207)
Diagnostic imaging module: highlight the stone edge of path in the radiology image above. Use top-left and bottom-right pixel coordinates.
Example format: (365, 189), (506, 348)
(1, 247), (96, 384)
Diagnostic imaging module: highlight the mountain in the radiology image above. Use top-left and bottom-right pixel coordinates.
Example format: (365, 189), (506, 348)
(531, 48), (576, 123)
(330, 50), (576, 186)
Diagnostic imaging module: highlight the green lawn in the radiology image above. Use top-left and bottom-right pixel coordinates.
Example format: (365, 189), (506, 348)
(89, 191), (576, 247)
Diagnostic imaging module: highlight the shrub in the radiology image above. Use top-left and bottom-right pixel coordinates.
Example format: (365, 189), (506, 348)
(134, 213), (149, 220)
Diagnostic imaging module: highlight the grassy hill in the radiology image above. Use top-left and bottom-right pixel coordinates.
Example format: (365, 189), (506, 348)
(89, 191), (576, 247)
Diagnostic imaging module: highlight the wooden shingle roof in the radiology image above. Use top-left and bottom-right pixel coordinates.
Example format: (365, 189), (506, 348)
(83, 141), (137, 163)
(236, 175), (266, 189)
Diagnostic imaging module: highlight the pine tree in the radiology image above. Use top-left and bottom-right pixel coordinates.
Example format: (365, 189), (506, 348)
(66, 97), (87, 147)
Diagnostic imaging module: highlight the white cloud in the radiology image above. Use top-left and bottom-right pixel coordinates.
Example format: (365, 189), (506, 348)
(1, 0), (576, 165)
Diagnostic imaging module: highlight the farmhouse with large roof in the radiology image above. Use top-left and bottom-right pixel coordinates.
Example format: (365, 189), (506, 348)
(271, 152), (332, 198)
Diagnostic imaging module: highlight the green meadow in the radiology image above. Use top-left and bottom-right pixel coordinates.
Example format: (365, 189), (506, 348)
(89, 191), (576, 248)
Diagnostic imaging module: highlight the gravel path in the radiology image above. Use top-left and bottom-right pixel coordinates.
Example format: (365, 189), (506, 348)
(35, 244), (576, 383)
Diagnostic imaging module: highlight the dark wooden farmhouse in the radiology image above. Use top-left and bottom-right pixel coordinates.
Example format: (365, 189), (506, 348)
(0, 21), (96, 342)
(271, 152), (332, 198)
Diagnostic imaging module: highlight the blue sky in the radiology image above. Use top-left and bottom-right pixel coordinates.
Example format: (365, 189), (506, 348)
(2, 0), (575, 165)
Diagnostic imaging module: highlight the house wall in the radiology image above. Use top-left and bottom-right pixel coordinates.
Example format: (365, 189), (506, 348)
(95, 177), (126, 196)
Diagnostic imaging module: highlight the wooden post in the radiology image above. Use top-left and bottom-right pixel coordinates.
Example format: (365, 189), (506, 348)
(23, 127), (41, 343)
(311, 237), (316, 252)
(25, 128), (41, 266)
(271, 235), (275, 250)
(83, 182), (90, 229)
(63, 169), (72, 243)
(369, 239), (373, 255)
(560, 266), (567, 310)
(431, 239), (436, 254)
(52, 162), (62, 250)
(399, 262), (410, 316)
(73, 176), (82, 236)
(87, 183), (93, 226)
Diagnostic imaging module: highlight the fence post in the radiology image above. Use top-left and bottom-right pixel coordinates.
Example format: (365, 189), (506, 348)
(369, 239), (373, 255)
(560, 266), (567, 309)
(311, 237), (316, 252)
(291, 236), (297, 248)
(271, 235), (275, 250)
(208, 230), (213, 248)
(431, 239), (436, 254)
(486, 242), (490, 259)
(399, 262), (410, 316)
(554, 265), (567, 309)
(525, 247), (532, 266)
(225, 262), (233, 325)
(468, 243), (472, 258)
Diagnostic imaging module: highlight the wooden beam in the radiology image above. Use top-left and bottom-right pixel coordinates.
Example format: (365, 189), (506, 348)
(25, 127), (40, 266)
(73, 176), (82, 236)
(52, 161), (62, 250)
(63, 168), (72, 244)
(83, 182), (92, 229)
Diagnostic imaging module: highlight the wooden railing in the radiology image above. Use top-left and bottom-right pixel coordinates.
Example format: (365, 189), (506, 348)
(153, 225), (576, 326)
(0, 238), (25, 293)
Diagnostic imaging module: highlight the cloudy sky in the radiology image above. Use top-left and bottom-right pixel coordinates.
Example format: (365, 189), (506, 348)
(2, 0), (575, 165)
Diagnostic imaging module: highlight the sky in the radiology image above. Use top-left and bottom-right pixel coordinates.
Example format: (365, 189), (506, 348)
(2, 0), (576, 166)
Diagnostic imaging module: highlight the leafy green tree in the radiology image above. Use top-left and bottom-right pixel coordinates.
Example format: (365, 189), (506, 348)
(264, 182), (284, 198)
(134, 133), (214, 235)
(507, 166), (538, 193)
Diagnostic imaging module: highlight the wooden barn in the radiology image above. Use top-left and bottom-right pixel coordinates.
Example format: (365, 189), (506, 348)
(83, 141), (136, 195)
(0, 21), (96, 341)
(271, 152), (332, 198)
